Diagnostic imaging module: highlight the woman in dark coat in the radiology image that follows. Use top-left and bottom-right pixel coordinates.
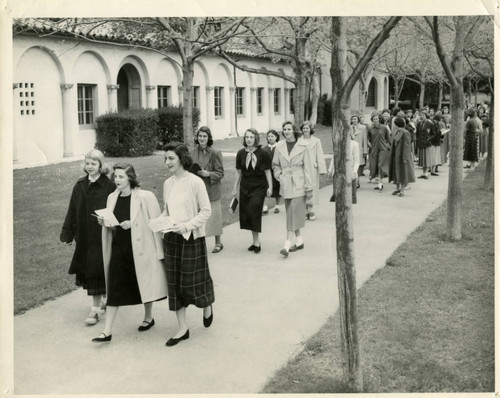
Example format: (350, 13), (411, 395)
(60, 149), (115, 325)
(189, 126), (224, 253)
(389, 117), (416, 197)
(368, 113), (391, 191)
(464, 109), (481, 170)
(262, 129), (282, 214)
(232, 128), (273, 253)
(416, 111), (436, 179)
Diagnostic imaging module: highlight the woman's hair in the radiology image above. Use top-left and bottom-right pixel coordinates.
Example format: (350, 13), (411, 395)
(195, 126), (214, 147)
(266, 129), (279, 143)
(420, 111), (429, 119)
(371, 113), (380, 122)
(163, 142), (193, 170)
(467, 108), (477, 118)
(243, 128), (261, 147)
(281, 121), (301, 140)
(394, 117), (406, 128)
(112, 163), (140, 188)
(82, 149), (110, 175)
(350, 115), (361, 124)
(433, 114), (442, 122)
(300, 121), (315, 135)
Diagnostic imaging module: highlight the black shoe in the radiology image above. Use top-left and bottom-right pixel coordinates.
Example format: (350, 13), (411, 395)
(289, 243), (304, 252)
(138, 318), (155, 332)
(248, 245), (256, 251)
(418, 175), (428, 179)
(280, 248), (289, 258)
(392, 190), (400, 195)
(431, 172), (439, 176)
(374, 185), (383, 191)
(203, 305), (213, 328)
(166, 330), (190, 347)
(254, 245), (261, 253)
(330, 195), (335, 202)
(92, 333), (112, 343)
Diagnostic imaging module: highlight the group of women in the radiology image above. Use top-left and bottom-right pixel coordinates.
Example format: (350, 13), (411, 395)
(61, 144), (215, 347)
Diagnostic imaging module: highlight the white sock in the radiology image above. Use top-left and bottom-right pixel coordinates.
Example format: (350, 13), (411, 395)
(295, 236), (303, 246)
(284, 240), (292, 250)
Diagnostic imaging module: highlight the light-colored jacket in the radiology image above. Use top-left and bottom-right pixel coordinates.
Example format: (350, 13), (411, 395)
(189, 146), (224, 201)
(162, 173), (211, 240)
(102, 188), (168, 303)
(272, 138), (314, 199)
(304, 135), (327, 205)
(328, 140), (360, 177)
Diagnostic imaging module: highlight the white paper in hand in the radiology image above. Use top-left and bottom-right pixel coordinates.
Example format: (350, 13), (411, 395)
(95, 208), (120, 227)
(148, 215), (176, 233)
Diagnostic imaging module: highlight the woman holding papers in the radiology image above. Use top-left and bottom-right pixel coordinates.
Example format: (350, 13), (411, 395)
(92, 163), (168, 343)
(60, 149), (115, 326)
(189, 126), (225, 254)
(162, 142), (215, 347)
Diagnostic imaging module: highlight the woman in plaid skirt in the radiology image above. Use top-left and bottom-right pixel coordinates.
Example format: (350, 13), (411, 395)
(162, 142), (215, 347)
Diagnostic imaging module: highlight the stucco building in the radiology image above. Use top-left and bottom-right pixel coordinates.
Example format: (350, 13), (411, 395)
(13, 20), (389, 168)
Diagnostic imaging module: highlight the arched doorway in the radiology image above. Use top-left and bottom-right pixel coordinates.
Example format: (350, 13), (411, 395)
(117, 63), (142, 112)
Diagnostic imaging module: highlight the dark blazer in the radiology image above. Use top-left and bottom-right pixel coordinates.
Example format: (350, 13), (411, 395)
(189, 146), (224, 201)
(389, 128), (416, 186)
(60, 173), (115, 277)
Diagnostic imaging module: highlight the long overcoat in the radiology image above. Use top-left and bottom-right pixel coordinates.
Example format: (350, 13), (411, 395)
(189, 146), (224, 201)
(388, 128), (416, 186)
(101, 188), (168, 303)
(60, 174), (115, 280)
(272, 138), (314, 199)
(304, 135), (327, 205)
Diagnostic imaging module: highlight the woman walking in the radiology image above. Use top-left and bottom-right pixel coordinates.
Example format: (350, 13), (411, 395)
(300, 121), (327, 221)
(162, 143), (215, 346)
(388, 117), (416, 197)
(190, 126), (224, 253)
(464, 109), (481, 171)
(93, 163), (168, 342)
(60, 149), (115, 326)
(232, 128), (273, 253)
(272, 121), (313, 257)
(367, 113), (391, 191)
(349, 115), (369, 185)
(416, 111), (436, 179)
(262, 129), (282, 215)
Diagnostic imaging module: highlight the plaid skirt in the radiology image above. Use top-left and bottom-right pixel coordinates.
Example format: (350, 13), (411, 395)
(163, 232), (215, 311)
(464, 131), (479, 162)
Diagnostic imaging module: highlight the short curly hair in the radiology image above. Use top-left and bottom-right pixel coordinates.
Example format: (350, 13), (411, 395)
(266, 129), (279, 143)
(243, 128), (261, 147)
(112, 163), (140, 188)
(163, 142), (193, 170)
(300, 121), (315, 135)
(281, 121), (301, 140)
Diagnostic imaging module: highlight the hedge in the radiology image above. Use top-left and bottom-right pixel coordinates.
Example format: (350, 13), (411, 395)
(157, 106), (200, 148)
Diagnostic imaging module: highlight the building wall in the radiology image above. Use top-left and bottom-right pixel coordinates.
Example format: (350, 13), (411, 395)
(13, 33), (383, 167)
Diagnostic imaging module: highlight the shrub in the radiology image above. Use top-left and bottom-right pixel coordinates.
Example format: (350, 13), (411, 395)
(157, 106), (201, 148)
(95, 109), (159, 157)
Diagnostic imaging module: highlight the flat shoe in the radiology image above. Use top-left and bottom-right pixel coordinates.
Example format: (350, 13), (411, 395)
(274, 208), (280, 214)
(254, 245), (261, 253)
(203, 305), (213, 328)
(92, 333), (112, 343)
(248, 245), (256, 251)
(289, 243), (304, 252)
(212, 244), (224, 253)
(280, 248), (289, 258)
(431, 172), (439, 176)
(138, 318), (155, 331)
(392, 190), (400, 195)
(166, 330), (190, 347)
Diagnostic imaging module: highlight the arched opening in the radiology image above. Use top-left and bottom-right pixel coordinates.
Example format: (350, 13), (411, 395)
(117, 63), (142, 112)
(366, 78), (378, 108)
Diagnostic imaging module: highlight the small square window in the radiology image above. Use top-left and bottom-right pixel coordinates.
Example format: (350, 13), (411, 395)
(26, 110), (30, 115)
(20, 92), (23, 97)
(31, 101), (35, 106)
(31, 92), (34, 97)
(32, 109), (35, 115)
(30, 83), (34, 88)
(19, 83), (23, 88)
(20, 110), (24, 115)
(25, 83), (29, 87)
(25, 92), (29, 97)
(20, 101), (23, 106)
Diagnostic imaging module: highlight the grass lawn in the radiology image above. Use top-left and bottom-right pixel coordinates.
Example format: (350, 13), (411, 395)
(261, 161), (494, 393)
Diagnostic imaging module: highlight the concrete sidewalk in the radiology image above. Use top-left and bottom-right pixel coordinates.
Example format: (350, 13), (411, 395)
(14, 164), (451, 394)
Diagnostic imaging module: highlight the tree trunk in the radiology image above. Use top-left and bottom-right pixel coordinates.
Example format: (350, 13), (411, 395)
(393, 77), (399, 107)
(419, 82), (425, 109)
(358, 76), (367, 116)
(330, 16), (363, 392)
(447, 84), (465, 240)
(294, 64), (307, 126)
(483, 90), (494, 190)
(182, 59), (195, 149)
(437, 81), (443, 109)
(310, 71), (320, 125)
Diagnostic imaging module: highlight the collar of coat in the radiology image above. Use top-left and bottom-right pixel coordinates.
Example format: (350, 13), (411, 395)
(107, 188), (143, 223)
(77, 173), (111, 188)
(276, 137), (309, 161)
(191, 145), (215, 169)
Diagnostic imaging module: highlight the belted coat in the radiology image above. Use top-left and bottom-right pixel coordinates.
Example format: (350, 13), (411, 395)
(101, 188), (168, 303)
(272, 138), (314, 199)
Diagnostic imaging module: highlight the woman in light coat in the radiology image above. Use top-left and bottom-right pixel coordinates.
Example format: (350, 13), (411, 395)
(349, 115), (369, 185)
(93, 163), (168, 343)
(273, 121), (313, 257)
(300, 121), (327, 221)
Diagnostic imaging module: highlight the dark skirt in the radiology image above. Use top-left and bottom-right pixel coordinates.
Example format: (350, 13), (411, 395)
(164, 233), (215, 312)
(239, 175), (268, 232)
(75, 274), (106, 296)
(464, 131), (479, 162)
